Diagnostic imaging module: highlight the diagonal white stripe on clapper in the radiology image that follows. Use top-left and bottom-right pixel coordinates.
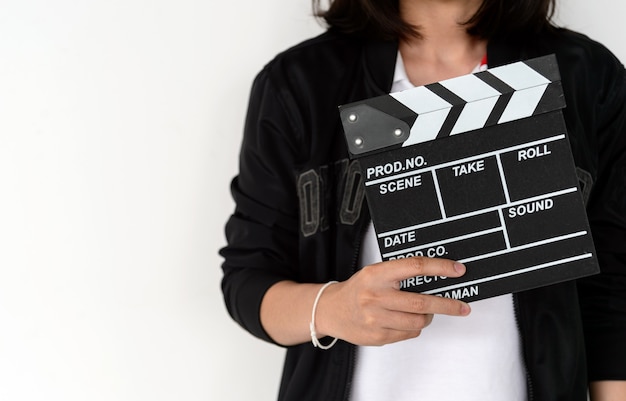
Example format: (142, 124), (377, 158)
(450, 96), (500, 135)
(498, 84), (549, 124)
(391, 86), (453, 146)
(439, 75), (501, 136)
(403, 109), (451, 146)
(488, 62), (551, 90)
(440, 74), (501, 102)
(391, 86), (452, 113)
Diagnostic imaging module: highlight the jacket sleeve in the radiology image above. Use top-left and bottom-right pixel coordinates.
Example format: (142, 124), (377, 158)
(220, 65), (304, 344)
(578, 50), (626, 381)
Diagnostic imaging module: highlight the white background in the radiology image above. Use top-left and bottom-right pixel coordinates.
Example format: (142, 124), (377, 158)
(0, 1), (623, 400)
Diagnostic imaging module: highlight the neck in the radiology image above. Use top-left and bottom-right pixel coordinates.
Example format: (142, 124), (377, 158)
(398, 0), (486, 86)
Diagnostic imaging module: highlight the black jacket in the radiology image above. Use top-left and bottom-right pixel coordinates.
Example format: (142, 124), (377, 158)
(221, 28), (626, 400)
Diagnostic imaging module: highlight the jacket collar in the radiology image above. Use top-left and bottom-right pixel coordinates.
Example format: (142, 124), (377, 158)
(487, 35), (539, 67)
(362, 38), (399, 96)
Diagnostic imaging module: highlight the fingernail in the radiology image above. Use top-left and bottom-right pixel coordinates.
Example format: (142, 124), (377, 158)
(453, 262), (466, 274)
(461, 302), (471, 315)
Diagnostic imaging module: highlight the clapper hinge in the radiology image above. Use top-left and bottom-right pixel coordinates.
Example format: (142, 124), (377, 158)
(339, 104), (411, 156)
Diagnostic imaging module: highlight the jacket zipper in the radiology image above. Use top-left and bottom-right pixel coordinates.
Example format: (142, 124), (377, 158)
(513, 293), (534, 401)
(341, 218), (368, 401)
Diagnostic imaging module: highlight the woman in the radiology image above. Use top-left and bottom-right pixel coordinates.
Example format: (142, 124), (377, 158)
(221, 0), (626, 399)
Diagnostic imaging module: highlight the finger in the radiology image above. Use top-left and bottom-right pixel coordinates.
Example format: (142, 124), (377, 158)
(377, 256), (466, 283)
(384, 292), (471, 317)
(375, 309), (434, 332)
(359, 328), (423, 346)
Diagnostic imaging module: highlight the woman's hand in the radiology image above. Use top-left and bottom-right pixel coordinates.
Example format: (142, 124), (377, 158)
(315, 257), (470, 346)
(260, 256), (470, 347)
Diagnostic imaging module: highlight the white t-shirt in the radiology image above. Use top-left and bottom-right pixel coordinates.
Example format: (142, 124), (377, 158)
(349, 53), (527, 401)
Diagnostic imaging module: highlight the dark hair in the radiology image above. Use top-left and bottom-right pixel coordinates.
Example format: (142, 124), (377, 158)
(313, 0), (556, 41)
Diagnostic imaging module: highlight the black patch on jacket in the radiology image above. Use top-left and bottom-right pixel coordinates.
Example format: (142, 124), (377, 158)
(297, 158), (365, 237)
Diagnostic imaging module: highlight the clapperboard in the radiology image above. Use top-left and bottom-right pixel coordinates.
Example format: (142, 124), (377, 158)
(340, 54), (599, 302)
